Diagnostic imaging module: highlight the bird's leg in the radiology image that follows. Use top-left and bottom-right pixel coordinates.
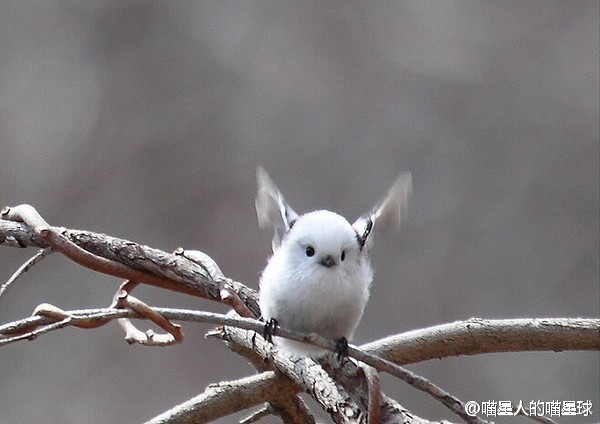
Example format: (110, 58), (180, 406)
(334, 337), (349, 361)
(263, 318), (278, 343)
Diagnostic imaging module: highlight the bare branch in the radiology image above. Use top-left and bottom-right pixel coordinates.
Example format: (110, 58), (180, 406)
(216, 324), (374, 424)
(0, 208), (260, 317)
(0, 247), (52, 298)
(1, 308), (596, 423)
(114, 291), (184, 346)
(1, 205), (51, 232)
(0, 307), (264, 345)
(0, 220), (47, 248)
(144, 371), (290, 424)
(360, 318), (600, 364)
(2, 206), (597, 424)
(215, 324), (470, 424)
(339, 347), (486, 423)
(360, 365), (381, 424)
(2, 305), (597, 359)
(239, 404), (274, 424)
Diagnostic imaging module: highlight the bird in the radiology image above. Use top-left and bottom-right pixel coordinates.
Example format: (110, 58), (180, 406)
(255, 167), (412, 358)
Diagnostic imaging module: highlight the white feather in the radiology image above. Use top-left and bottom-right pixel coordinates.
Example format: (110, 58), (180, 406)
(256, 168), (411, 358)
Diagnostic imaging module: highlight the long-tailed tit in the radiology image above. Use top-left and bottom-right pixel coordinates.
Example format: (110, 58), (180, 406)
(256, 167), (412, 358)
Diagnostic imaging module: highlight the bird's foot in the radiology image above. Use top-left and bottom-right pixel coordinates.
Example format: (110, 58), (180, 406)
(263, 318), (278, 344)
(334, 337), (349, 361)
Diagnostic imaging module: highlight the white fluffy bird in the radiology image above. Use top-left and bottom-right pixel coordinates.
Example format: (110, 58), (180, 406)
(256, 167), (412, 357)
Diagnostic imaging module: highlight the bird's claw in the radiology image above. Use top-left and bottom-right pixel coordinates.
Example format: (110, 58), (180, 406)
(335, 337), (349, 361)
(263, 318), (278, 343)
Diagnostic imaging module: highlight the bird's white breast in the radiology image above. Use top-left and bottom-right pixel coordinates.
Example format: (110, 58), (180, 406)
(259, 210), (372, 357)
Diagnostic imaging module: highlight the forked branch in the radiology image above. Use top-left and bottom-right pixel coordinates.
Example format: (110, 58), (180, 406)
(1, 205), (598, 424)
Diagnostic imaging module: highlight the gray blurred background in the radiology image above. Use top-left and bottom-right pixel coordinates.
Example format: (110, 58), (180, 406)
(0, 2), (598, 423)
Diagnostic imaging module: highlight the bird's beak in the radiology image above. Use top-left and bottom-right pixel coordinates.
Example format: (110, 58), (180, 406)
(320, 255), (336, 268)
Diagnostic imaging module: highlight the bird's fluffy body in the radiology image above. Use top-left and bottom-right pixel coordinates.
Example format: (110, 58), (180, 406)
(256, 167), (411, 358)
(259, 210), (372, 357)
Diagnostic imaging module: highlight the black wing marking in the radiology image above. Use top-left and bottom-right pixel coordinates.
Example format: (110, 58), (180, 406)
(352, 172), (412, 250)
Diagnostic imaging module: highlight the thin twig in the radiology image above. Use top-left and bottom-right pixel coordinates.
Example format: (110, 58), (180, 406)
(115, 290), (184, 346)
(2, 308), (598, 357)
(359, 364), (381, 424)
(218, 324), (447, 424)
(0, 248), (52, 299)
(33, 303), (113, 329)
(0, 208), (260, 316)
(0, 303), (486, 422)
(345, 346), (486, 424)
(0, 317), (73, 345)
(1, 206), (597, 424)
(0, 307), (596, 423)
(239, 404), (274, 423)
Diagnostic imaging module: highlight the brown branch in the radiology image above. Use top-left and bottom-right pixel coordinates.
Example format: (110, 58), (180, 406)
(360, 365), (381, 424)
(214, 324), (460, 424)
(0, 206), (260, 317)
(0, 300), (466, 422)
(0, 307), (264, 344)
(0, 201), (310, 422)
(215, 324), (374, 424)
(1, 306), (596, 423)
(0, 247), (52, 297)
(0, 219), (47, 248)
(3, 306), (595, 359)
(360, 317), (600, 365)
(4, 209), (595, 357)
(2, 206), (597, 424)
(144, 371), (294, 424)
(114, 290), (184, 346)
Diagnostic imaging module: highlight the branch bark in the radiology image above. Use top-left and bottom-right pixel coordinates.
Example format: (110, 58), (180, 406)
(0, 214), (260, 317)
(1, 206), (598, 424)
(3, 307), (596, 359)
(360, 317), (600, 364)
(145, 372), (295, 424)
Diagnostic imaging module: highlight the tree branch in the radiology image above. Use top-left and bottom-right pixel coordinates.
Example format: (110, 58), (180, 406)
(360, 318), (600, 364)
(0, 247), (52, 297)
(3, 305), (596, 360)
(214, 323), (462, 424)
(144, 372), (294, 424)
(2, 206), (598, 424)
(0, 208), (260, 317)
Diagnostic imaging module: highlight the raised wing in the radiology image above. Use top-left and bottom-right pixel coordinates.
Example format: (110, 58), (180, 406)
(255, 167), (299, 251)
(353, 172), (412, 249)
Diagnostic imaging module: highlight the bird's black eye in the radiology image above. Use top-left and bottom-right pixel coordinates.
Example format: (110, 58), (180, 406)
(305, 246), (315, 257)
(340, 250), (346, 262)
